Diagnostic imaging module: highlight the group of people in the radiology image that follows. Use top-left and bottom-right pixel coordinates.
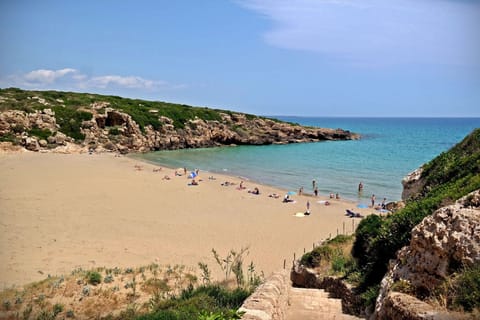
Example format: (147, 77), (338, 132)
(371, 194), (387, 210)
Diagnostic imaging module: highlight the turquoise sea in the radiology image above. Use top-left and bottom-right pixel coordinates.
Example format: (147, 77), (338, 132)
(135, 117), (480, 202)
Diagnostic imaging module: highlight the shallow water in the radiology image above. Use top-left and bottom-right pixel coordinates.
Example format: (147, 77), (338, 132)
(135, 117), (480, 202)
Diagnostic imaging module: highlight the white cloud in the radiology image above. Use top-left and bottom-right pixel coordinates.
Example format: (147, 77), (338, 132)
(23, 68), (77, 84)
(88, 75), (166, 89)
(1, 68), (183, 92)
(238, 0), (480, 66)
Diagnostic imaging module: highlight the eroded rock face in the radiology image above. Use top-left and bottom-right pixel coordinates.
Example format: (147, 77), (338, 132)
(290, 262), (319, 288)
(401, 167), (424, 201)
(0, 106), (359, 154)
(374, 190), (480, 320)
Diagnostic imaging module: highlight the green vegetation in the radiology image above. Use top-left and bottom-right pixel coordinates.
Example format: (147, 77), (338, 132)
(86, 271), (102, 285)
(0, 87), (279, 135)
(451, 263), (480, 312)
(134, 285), (247, 320)
(300, 235), (356, 277)
(51, 105), (92, 141)
(28, 128), (52, 140)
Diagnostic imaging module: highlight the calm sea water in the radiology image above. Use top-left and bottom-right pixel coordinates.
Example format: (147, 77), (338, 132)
(134, 117), (480, 202)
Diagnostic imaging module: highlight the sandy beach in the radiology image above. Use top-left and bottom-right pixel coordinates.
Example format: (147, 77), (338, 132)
(0, 151), (375, 288)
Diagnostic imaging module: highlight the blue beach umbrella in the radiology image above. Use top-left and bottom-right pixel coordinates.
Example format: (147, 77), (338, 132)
(287, 191), (297, 196)
(357, 203), (368, 209)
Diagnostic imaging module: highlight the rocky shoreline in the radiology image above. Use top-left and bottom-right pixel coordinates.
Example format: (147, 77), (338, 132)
(0, 104), (359, 154)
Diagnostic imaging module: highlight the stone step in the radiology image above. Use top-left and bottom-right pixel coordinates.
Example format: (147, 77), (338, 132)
(286, 287), (363, 320)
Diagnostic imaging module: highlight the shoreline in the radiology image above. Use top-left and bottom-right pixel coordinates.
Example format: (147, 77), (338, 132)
(0, 151), (377, 289)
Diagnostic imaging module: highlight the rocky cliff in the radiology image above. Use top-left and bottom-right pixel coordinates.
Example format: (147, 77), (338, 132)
(0, 88), (358, 153)
(373, 191), (480, 319)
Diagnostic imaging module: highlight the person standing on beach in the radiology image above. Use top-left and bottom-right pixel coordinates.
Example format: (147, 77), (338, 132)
(358, 182), (363, 192)
(371, 194), (376, 207)
(312, 179), (316, 190)
(314, 186), (318, 197)
(299, 186), (303, 196)
(306, 200), (310, 215)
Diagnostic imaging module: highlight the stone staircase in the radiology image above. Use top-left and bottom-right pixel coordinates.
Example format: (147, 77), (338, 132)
(286, 287), (363, 320)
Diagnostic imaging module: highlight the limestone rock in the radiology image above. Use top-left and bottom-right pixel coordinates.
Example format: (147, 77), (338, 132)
(23, 136), (39, 151)
(401, 167), (424, 201)
(0, 98), (358, 154)
(374, 190), (480, 319)
(290, 262), (319, 288)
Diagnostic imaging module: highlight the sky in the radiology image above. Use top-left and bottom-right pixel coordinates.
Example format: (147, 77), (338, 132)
(1, 0), (479, 117)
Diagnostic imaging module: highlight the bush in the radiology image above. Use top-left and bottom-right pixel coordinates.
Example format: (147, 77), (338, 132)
(52, 106), (92, 141)
(140, 284), (251, 320)
(301, 245), (334, 268)
(451, 264), (480, 312)
(28, 128), (52, 140)
(86, 271), (102, 285)
(108, 127), (121, 135)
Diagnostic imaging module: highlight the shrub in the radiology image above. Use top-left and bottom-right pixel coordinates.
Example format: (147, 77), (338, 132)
(108, 127), (121, 135)
(86, 271), (102, 285)
(300, 245), (334, 268)
(28, 128), (52, 140)
(331, 253), (355, 275)
(451, 264), (480, 312)
(52, 106), (92, 141)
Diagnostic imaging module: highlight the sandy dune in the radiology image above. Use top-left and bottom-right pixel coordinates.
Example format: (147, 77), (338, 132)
(0, 152), (374, 288)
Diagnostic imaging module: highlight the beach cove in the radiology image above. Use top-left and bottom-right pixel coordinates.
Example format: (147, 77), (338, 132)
(0, 151), (374, 288)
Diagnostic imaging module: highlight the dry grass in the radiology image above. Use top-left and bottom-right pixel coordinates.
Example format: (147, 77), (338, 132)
(0, 263), (197, 319)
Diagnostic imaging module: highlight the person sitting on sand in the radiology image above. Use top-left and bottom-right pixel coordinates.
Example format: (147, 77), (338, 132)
(162, 175), (171, 180)
(283, 194), (291, 203)
(330, 193), (334, 199)
(221, 181), (231, 186)
(238, 181), (246, 190)
(248, 187), (260, 195)
(190, 179), (198, 185)
(269, 193), (279, 198)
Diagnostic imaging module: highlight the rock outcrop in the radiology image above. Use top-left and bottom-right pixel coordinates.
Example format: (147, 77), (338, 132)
(0, 106), (359, 154)
(401, 167), (424, 201)
(373, 190), (480, 320)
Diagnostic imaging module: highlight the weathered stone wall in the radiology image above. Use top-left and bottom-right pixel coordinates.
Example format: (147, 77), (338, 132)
(239, 270), (290, 320)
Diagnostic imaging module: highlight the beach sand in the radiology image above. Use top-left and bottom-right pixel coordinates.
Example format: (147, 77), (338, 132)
(0, 152), (375, 288)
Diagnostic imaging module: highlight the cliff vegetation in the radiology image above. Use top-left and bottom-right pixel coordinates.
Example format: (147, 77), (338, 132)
(0, 88), (358, 154)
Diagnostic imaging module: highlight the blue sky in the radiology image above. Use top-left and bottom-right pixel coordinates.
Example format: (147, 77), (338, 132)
(1, 0), (479, 117)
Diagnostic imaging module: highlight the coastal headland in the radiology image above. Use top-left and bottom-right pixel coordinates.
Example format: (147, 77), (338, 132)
(0, 151), (374, 288)
(0, 88), (358, 155)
